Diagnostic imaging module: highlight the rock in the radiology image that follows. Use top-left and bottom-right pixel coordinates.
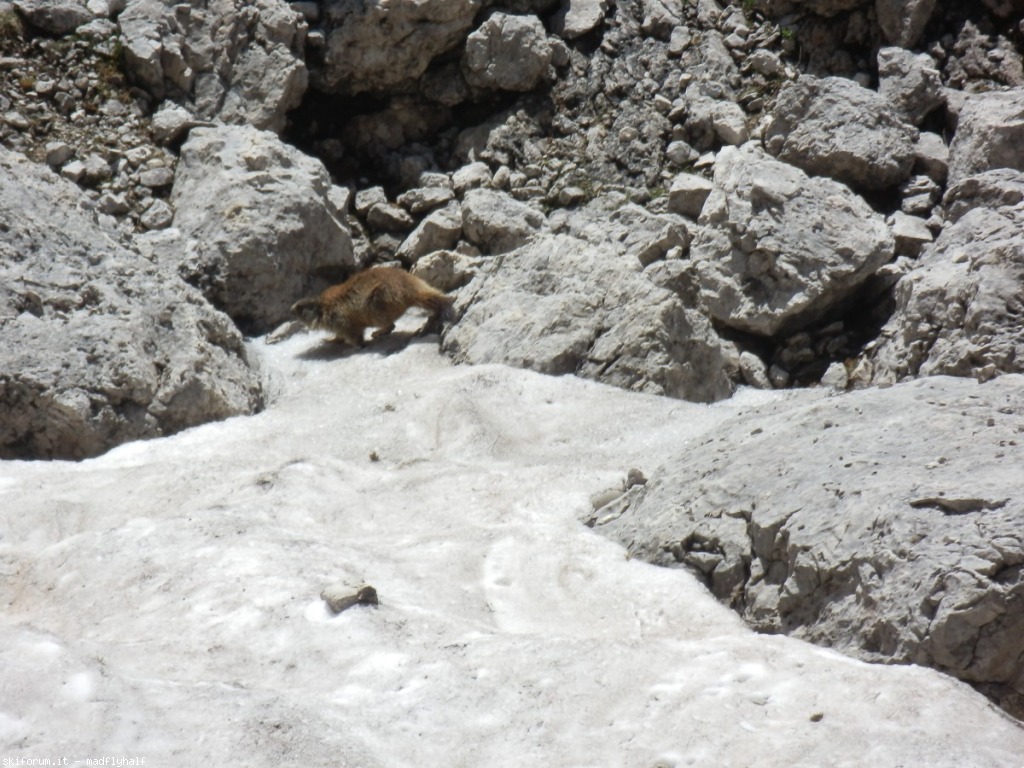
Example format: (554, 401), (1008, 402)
(691, 143), (893, 337)
(396, 185), (456, 215)
(138, 166), (174, 189)
(462, 13), (551, 92)
(593, 373), (1024, 703)
(443, 234), (734, 403)
(640, 0), (682, 39)
(947, 88), (1024, 187)
(366, 202), (415, 233)
(876, 0), (936, 47)
(453, 162), (493, 195)
(12, 0), (92, 35)
(889, 211), (933, 257)
(0, 145), (263, 460)
(710, 100), (748, 145)
(170, 125), (355, 335)
(150, 102), (204, 145)
(551, 0), (606, 39)
(44, 140), (73, 167)
(140, 199), (173, 229)
(354, 186), (388, 216)
(410, 248), (479, 292)
(764, 74), (918, 191)
(667, 172), (714, 218)
(461, 188), (545, 254)
(870, 169), (1024, 384)
(899, 174), (941, 215)
(738, 351), (772, 389)
(877, 47), (944, 126)
(914, 132), (950, 184)
(119, 0), (307, 132)
(315, 0), (478, 96)
(553, 194), (691, 267)
(396, 203), (463, 264)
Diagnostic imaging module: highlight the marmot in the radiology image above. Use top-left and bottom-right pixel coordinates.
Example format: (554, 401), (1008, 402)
(291, 267), (454, 347)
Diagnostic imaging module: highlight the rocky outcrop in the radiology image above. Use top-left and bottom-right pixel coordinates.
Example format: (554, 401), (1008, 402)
(690, 143), (893, 336)
(0, 145), (263, 460)
(314, 0), (479, 95)
(869, 169), (1024, 384)
(170, 125), (356, 335)
(443, 234), (734, 403)
(594, 373), (1024, 711)
(461, 12), (552, 93)
(947, 88), (1024, 187)
(764, 74), (918, 191)
(119, 0), (307, 132)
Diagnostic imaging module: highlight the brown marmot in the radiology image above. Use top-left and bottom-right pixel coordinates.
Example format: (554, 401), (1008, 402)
(291, 267), (454, 347)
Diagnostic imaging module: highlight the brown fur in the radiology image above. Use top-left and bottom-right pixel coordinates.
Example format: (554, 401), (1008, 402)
(291, 267), (454, 347)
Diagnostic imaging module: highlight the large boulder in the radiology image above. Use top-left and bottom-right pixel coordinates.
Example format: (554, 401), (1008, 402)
(947, 88), (1024, 187)
(443, 234), (734, 403)
(877, 47), (945, 126)
(119, 0), (307, 132)
(764, 74), (918, 191)
(461, 187), (546, 254)
(171, 125), (356, 335)
(593, 373), (1024, 711)
(314, 0), (480, 95)
(461, 12), (552, 92)
(0, 146), (263, 461)
(690, 143), (893, 336)
(869, 169), (1024, 384)
(12, 0), (92, 35)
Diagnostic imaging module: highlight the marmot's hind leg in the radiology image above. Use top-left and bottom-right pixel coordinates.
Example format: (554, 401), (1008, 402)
(370, 323), (395, 341)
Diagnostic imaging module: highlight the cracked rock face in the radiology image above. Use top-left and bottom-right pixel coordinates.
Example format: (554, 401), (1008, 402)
(170, 125), (356, 335)
(119, 0), (308, 132)
(594, 374), (1024, 707)
(691, 142), (893, 337)
(0, 145), (264, 460)
(764, 74), (918, 191)
(442, 233), (734, 403)
(869, 169), (1024, 384)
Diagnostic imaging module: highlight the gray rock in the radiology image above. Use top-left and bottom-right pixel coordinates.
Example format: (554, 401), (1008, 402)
(138, 166), (174, 189)
(639, 0), (682, 39)
(914, 132), (950, 184)
(354, 186), (388, 216)
(366, 202), (415, 232)
(667, 173), (713, 218)
(120, 0), (307, 132)
(551, 0), (606, 39)
(764, 74), (918, 191)
(870, 169), (1024, 384)
(462, 13), (551, 93)
(453, 162), (493, 195)
(396, 185), (456, 215)
(889, 211), (933, 257)
(594, 373), (1024, 700)
(150, 103), (204, 145)
(44, 141), (73, 167)
(396, 202), (463, 264)
(461, 188), (545, 254)
(691, 143), (893, 336)
(877, 47), (944, 126)
(443, 234), (734, 403)
(170, 125), (355, 334)
(315, 0), (478, 95)
(410, 248), (479, 292)
(140, 199), (174, 229)
(12, 0), (92, 35)
(876, 0), (936, 47)
(947, 88), (1024, 187)
(0, 145), (263, 460)
(738, 351), (772, 389)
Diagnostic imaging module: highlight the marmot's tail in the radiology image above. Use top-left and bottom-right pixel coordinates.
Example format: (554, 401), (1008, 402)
(420, 292), (455, 321)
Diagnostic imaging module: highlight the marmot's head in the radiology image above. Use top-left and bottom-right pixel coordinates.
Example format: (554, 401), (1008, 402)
(291, 298), (323, 328)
